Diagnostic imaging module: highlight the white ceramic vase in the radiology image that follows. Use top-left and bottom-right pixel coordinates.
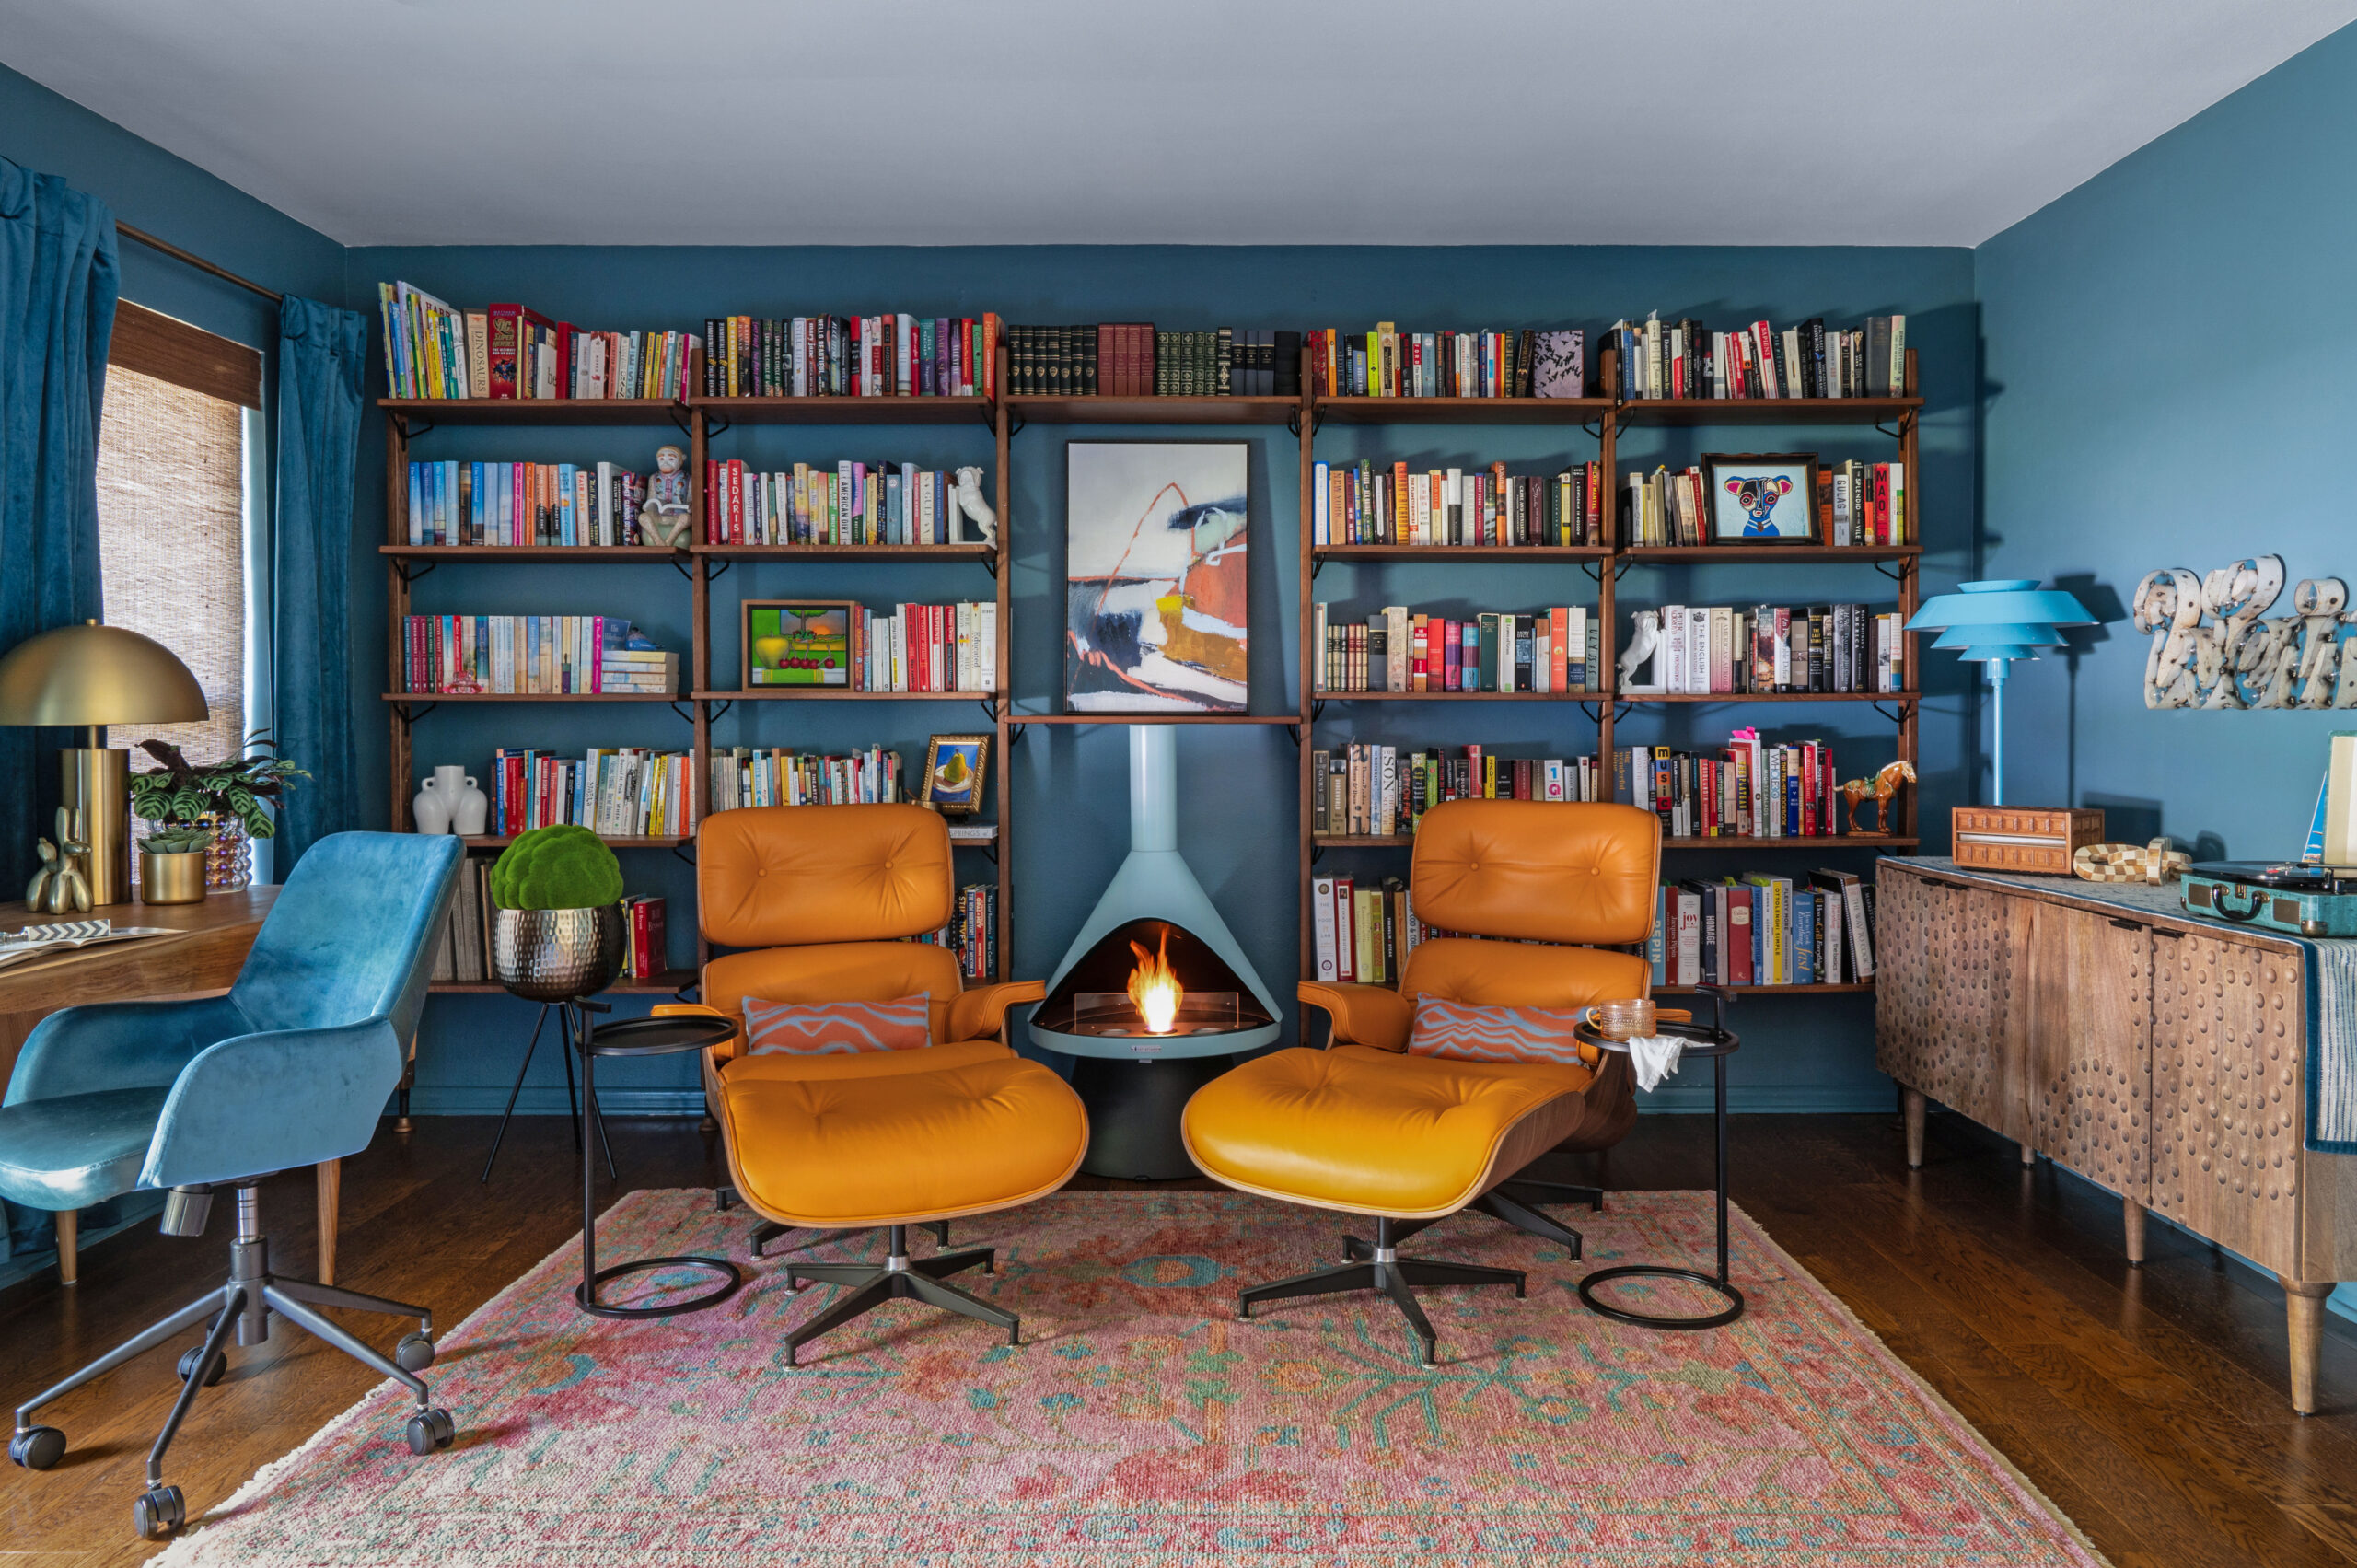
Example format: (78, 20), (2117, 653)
(451, 772), (489, 835)
(413, 765), (465, 834)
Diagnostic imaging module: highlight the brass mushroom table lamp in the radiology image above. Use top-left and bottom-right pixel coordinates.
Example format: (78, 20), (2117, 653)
(0, 621), (208, 905)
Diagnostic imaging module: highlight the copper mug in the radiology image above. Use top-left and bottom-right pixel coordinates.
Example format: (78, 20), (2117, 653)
(1585, 997), (1656, 1041)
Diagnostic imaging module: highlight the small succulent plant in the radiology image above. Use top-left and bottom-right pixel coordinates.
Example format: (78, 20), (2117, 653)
(141, 825), (214, 854)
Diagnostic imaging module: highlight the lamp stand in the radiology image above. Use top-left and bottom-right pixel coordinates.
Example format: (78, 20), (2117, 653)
(1985, 660), (2008, 808)
(61, 731), (132, 906)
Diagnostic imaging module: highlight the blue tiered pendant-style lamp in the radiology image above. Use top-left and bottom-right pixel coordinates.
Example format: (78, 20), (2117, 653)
(1904, 580), (2095, 806)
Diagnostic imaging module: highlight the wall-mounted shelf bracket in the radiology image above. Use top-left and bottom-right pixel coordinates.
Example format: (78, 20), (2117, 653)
(393, 559), (438, 587)
(1581, 701), (1634, 724)
(668, 405), (698, 438)
(1285, 406), (1327, 439)
(1005, 408), (1028, 439)
(1872, 700), (1910, 725)
(389, 701), (438, 729)
(701, 411), (734, 440)
(667, 700), (700, 726)
(703, 698), (733, 725)
(388, 412), (435, 443)
(1874, 559), (1905, 584)
(671, 842), (698, 869)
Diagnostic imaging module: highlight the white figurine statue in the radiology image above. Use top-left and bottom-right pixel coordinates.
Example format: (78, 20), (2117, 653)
(1617, 610), (1663, 691)
(2293, 577), (2348, 708)
(952, 466), (997, 549)
(2196, 555), (2282, 708)
(637, 444), (693, 548)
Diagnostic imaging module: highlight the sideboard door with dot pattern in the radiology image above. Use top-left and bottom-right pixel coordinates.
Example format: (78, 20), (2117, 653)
(2023, 905), (2152, 1202)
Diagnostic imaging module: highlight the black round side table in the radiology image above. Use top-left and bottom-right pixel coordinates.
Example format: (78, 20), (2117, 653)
(569, 1010), (743, 1319)
(1575, 986), (1745, 1330)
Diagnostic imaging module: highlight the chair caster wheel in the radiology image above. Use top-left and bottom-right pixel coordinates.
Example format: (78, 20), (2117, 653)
(394, 1332), (435, 1373)
(134, 1484), (185, 1539)
(405, 1408), (455, 1455)
(176, 1346), (226, 1387)
(9, 1425), (64, 1470)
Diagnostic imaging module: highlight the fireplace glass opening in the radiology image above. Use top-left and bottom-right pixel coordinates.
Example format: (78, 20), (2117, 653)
(1032, 918), (1274, 1040)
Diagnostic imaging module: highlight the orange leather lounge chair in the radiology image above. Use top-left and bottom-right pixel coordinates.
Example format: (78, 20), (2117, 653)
(1180, 798), (1659, 1365)
(668, 803), (1087, 1365)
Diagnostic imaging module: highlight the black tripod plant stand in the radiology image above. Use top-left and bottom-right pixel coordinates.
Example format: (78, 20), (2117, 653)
(481, 1000), (617, 1183)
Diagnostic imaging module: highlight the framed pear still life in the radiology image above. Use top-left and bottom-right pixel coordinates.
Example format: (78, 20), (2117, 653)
(922, 734), (990, 816)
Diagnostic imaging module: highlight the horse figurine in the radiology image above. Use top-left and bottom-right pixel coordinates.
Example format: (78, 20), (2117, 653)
(1840, 761), (1916, 836)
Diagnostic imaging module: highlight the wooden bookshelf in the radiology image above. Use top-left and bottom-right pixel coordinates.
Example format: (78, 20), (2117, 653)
(1005, 714), (1301, 726)
(1296, 343), (1922, 995)
(458, 835), (691, 851)
(1007, 393), (1299, 425)
(381, 367), (1016, 998)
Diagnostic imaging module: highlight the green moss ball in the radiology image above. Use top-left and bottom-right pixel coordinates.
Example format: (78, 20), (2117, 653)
(490, 824), (624, 911)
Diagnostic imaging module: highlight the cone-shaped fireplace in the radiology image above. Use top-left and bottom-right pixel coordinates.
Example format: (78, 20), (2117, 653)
(1030, 726), (1279, 1177)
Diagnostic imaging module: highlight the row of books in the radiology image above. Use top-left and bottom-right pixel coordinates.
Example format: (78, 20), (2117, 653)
(1652, 871), (1876, 987)
(1312, 461), (1605, 549)
(618, 896), (670, 979)
(703, 459), (979, 548)
(401, 615), (679, 696)
(1313, 745), (1607, 838)
(1308, 875), (1437, 985)
(708, 745), (904, 812)
(914, 884), (997, 981)
(1630, 605), (1908, 695)
(832, 603), (999, 694)
(377, 283), (698, 401)
(1604, 314), (1907, 401)
(699, 314), (1001, 400)
(1630, 733), (1846, 839)
(1309, 327), (1585, 400)
(1621, 460), (1907, 548)
(405, 460), (648, 549)
(1312, 605), (1599, 694)
(1003, 326), (1304, 398)
(483, 748), (693, 839)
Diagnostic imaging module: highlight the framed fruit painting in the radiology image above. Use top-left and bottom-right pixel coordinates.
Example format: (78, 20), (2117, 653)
(744, 600), (854, 686)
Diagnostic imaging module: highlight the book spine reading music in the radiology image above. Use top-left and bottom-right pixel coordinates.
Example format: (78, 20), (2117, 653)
(699, 314), (1000, 400)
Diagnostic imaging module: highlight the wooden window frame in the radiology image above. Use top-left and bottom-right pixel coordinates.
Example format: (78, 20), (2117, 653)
(110, 300), (261, 410)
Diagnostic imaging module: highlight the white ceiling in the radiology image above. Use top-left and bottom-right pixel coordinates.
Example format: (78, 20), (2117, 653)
(4, 0), (2351, 249)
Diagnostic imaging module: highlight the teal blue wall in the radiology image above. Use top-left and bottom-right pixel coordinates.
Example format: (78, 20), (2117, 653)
(1975, 22), (2357, 1319)
(347, 245), (1980, 1116)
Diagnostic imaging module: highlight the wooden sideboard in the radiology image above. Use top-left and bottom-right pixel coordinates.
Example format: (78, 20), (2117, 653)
(1876, 858), (2353, 1414)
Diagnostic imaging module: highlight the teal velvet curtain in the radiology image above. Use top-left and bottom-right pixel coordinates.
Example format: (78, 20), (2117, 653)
(0, 159), (115, 888)
(272, 296), (366, 872)
(0, 161), (116, 1257)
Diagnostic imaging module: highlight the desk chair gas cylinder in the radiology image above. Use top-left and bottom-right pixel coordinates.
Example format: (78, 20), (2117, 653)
(1183, 799), (1659, 1365)
(0, 833), (463, 1541)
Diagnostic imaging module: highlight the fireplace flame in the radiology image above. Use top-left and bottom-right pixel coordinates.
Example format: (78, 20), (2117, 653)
(1127, 930), (1183, 1035)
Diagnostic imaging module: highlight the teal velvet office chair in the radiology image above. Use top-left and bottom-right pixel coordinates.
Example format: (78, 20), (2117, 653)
(0, 831), (463, 1541)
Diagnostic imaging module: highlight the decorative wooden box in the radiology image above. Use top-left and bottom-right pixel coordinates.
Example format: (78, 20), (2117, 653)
(1949, 806), (2105, 874)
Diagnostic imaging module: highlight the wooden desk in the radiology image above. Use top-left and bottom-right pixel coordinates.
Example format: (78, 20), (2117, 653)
(0, 890), (350, 1287)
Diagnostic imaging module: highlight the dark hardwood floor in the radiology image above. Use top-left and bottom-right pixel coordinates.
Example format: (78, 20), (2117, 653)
(3, 1107), (2352, 1566)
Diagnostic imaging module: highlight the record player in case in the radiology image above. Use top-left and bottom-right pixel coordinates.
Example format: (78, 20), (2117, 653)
(2182, 861), (2357, 938)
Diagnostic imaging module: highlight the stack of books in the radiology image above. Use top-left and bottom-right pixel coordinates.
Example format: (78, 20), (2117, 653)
(406, 459), (650, 548)
(484, 748), (694, 838)
(377, 283), (698, 401)
(843, 603), (997, 694)
(1308, 326), (1585, 399)
(1313, 604), (1598, 694)
(700, 314), (999, 399)
(708, 746), (905, 812)
(1652, 871), (1875, 987)
(1313, 744), (1606, 837)
(1313, 460), (1603, 548)
(401, 615), (678, 696)
(619, 896), (668, 980)
(914, 885), (997, 981)
(703, 459), (979, 547)
(430, 858), (495, 982)
(1604, 313), (1906, 401)
(1625, 605), (1905, 695)
(1002, 326), (1302, 398)
(1620, 732), (1843, 839)
(1307, 874), (1444, 986)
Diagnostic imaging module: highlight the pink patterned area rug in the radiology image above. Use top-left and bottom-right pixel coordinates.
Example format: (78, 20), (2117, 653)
(157, 1189), (2106, 1567)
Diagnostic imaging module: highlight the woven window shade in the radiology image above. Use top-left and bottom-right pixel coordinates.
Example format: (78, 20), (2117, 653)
(95, 365), (248, 772)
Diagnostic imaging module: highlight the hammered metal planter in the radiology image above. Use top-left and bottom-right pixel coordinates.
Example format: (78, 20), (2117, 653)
(490, 905), (625, 1003)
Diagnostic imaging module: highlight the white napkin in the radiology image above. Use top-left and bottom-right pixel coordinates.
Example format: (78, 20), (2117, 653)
(1625, 1033), (1685, 1092)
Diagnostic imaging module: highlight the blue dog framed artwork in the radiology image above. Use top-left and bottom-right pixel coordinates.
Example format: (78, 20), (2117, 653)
(1704, 453), (1818, 543)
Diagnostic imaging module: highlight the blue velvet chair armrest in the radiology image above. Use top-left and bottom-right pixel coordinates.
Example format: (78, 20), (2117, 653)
(4, 996), (253, 1108)
(139, 1016), (406, 1190)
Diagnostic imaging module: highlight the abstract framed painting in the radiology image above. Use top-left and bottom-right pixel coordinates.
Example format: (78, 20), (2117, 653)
(1065, 441), (1248, 712)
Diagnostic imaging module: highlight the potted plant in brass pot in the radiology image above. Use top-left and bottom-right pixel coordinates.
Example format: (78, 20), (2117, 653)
(487, 825), (626, 1003)
(128, 736), (307, 891)
(136, 824), (212, 905)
